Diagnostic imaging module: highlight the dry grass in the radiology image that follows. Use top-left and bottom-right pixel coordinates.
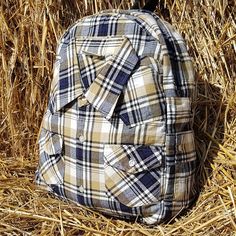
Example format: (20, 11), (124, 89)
(0, 0), (236, 235)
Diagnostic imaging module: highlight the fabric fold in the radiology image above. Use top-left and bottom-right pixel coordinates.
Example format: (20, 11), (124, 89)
(84, 37), (139, 120)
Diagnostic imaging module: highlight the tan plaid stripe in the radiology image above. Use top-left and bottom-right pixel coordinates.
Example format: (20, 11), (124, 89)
(36, 9), (197, 224)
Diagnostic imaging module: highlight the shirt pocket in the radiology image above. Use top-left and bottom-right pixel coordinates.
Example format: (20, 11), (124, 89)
(37, 128), (65, 185)
(103, 144), (163, 207)
(116, 57), (166, 127)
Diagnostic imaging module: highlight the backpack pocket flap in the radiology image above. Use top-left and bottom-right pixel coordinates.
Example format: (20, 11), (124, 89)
(40, 128), (63, 155)
(38, 128), (64, 185)
(104, 144), (163, 207)
(104, 144), (163, 174)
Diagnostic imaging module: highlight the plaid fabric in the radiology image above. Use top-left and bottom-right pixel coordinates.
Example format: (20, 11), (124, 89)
(36, 9), (197, 224)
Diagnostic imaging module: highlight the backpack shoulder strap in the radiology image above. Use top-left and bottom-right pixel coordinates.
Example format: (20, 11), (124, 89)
(131, 0), (159, 12)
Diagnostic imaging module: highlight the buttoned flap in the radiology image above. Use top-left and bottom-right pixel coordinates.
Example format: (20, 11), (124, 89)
(116, 56), (166, 127)
(40, 129), (63, 155)
(37, 128), (64, 185)
(103, 144), (163, 207)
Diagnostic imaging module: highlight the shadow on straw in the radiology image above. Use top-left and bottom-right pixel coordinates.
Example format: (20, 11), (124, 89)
(193, 74), (226, 203)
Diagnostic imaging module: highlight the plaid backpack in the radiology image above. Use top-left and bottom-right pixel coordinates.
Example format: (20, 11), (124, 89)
(36, 1), (197, 224)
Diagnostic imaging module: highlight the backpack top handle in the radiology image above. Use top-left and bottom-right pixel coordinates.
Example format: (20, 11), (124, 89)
(131, 0), (159, 12)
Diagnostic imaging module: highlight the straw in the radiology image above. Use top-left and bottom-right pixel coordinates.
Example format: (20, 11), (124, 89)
(0, 0), (235, 235)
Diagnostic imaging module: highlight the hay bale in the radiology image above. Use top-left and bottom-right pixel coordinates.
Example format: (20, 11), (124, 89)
(0, 0), (235, 235)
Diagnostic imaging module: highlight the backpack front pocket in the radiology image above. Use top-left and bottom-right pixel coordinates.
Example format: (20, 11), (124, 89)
(37, 128), (65, 185)
(103, 144), (163, 207)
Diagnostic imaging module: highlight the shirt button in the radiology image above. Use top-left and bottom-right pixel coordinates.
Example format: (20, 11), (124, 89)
(79, 135), (85, 143)
(79, 185), (84, 193)
(129, 158), (136, 167)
